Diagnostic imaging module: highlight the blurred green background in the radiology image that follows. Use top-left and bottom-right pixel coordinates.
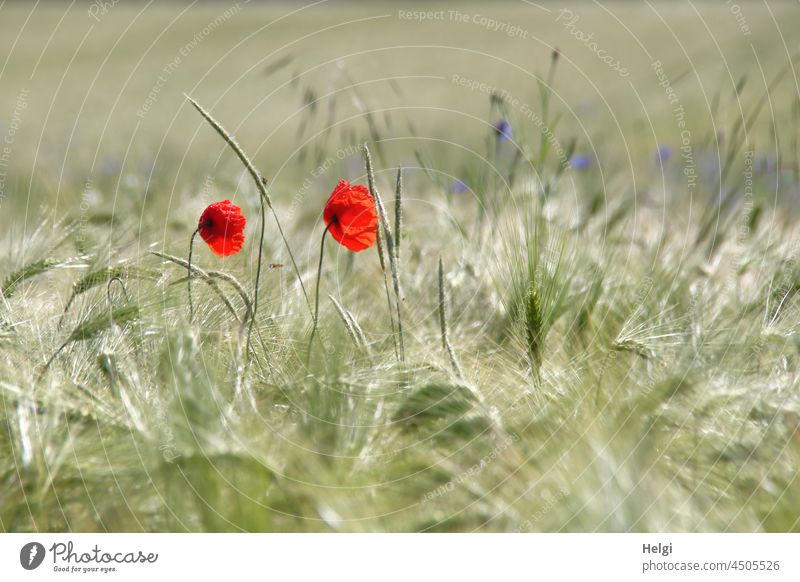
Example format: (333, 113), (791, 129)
(2, 1), (798, 221)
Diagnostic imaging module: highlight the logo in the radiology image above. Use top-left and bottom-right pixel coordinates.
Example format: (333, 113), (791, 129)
(20, 542), (46, 570)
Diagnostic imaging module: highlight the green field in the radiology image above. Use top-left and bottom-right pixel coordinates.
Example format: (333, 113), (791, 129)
(2, 1), (800, 532)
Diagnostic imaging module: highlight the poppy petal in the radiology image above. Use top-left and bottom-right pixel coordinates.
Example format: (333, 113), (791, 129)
(323, 180), (378, 252)
(198, 200), (246, 257)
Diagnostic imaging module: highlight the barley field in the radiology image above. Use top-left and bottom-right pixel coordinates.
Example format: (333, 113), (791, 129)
(2, 0), (800, 532)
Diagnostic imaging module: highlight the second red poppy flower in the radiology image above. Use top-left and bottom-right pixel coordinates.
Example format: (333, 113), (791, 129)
(323, 179), (378, 252)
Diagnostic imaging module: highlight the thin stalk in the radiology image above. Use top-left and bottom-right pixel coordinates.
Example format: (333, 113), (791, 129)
(58, 293), (76, 330)
(363, 144), (394, 256)
(40, 341), (69, 381)
(390, 170), (405, 362)
(363, 144), (403, 361)
(185, 95), (311, 319)
(380, 276), (398, 360)
(107, 276), (130, 305)
(187, 225), (203, 322)
(394, 166), (403, 262)
(537, 48), (559, 169)
(247, 192), (267, 358)
(347, 309), (368, 348)
(307, 222), (332, 362)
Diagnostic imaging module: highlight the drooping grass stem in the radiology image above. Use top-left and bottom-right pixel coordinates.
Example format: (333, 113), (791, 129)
(107, 276), (130, 306)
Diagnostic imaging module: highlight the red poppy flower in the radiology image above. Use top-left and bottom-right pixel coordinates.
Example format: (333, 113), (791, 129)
(323, 179), (378, 252)
(198, 200), (246, 257)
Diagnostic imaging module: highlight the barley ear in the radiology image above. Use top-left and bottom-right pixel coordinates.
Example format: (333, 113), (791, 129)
(329, 295), (362, 348)
(362, 143), (401, 361)
(438, 257), (463, 379)
(394, 166), (403, 267)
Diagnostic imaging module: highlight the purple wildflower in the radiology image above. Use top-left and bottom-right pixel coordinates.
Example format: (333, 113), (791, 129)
(494, 119), (512, 142)
(451, 179), (468, 194)
(569, 154), (592, 170)
(656, 145), (672, 162)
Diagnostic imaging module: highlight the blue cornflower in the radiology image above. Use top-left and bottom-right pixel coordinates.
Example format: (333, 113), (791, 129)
(494, 119), (512, 142)
(569, 154), (592, 170)
(656, 145), (672, 162)
(451, 179), (468, 194)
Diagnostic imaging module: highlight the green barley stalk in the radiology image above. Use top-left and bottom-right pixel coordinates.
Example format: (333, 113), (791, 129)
(185, 96), (311, 334)
(394, 166), (403, 263)
(346, 308), (368, 349)
(40, 304), (140, 379)
(392, 166), (405, 360)
(438, 257), (463, 379)
(363, 144), (404, 361)
(69, 305), (139, 343)
(59, 263), (145, 330)
(329, 295), (362, 348)
(1, 258), (59, 299)
(75, 265), (137, 296)
(524, 285), (544, 381)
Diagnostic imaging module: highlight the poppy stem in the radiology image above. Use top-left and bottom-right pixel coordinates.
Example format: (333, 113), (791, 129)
(247, 194), (267, 354)
(307, 222), (333, 362)
(187, 226), (203, 322)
